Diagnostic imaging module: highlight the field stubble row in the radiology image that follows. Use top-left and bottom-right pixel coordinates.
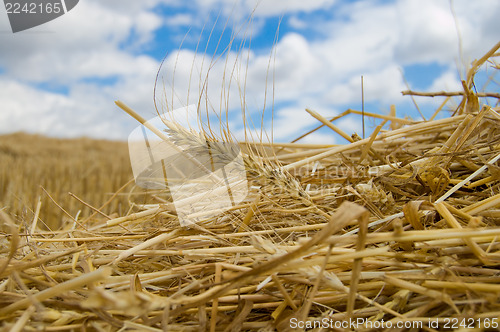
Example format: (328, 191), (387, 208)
(0, 133), (133, 229)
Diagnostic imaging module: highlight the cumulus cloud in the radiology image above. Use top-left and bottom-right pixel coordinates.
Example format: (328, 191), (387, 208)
(165, 13), (194, 27)
(395, 0), (500, 65)
(0, 78), (136, 138)
(187, 0), (337, 21)
(287, 16), (307, 30)
(0, 0), (166, 138)
(0, 1), (162, 81)
(0, 0), (498, 143)
(251, 0), (338, 17)
(427, 66), (463, 92)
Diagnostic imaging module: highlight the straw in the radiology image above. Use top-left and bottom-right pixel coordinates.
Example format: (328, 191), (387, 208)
(1, 37), (500, 332)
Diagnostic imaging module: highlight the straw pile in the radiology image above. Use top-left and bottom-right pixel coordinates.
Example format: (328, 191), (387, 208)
(1, 41), (500, 331)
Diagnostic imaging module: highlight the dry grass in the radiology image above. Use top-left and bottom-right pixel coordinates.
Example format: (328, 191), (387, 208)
(0, 133), (133, 230)
(1, 33), (500, 332)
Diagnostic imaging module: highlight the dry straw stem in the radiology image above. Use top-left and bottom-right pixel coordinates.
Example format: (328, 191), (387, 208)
(168, 202), (368, 308)
(282, 114), (468, 170)
(434, 202), (492, 265)
(0, 210), (19, 277)
(0, 267), (111, 317)
(305, 108), (354, 143)
(402, 90), (500, 99)
(289, 108), (415, 144)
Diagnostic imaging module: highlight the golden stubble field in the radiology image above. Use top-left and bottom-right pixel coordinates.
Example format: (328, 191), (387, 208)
(0, 133), (133, 230)
(0, 39), (499, 331)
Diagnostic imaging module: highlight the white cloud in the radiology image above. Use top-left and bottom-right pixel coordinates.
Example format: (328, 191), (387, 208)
(0, 0), (166, 138)
(428, 66), (462, 92)
(395, 0), (500, 66)
(287, 16), (307, 30)
(0, 0), (498, 144)
(395, 0), (460, 64)
(271, 107), (319, 141)
(0, 78), (136, 138)
(323, 65), (406, 108)
(94, 0), (181, 15)
(251, 0), (338, 17)
(0, 0), (162, 82)
(337, 116), (363, 139)
(188, 0), (337, 21)
(165, 13), (194, 27)
(133, 12), (164, 45)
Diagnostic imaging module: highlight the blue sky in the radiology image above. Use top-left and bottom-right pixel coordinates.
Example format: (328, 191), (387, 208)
(0, 0), (499, 143)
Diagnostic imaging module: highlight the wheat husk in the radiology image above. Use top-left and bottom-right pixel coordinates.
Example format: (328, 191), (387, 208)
(1, 42), (500, 331)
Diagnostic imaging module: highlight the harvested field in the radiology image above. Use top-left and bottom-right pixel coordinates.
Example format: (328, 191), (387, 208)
(1, 42), (500, 331)
(0, 133), (132, 230)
